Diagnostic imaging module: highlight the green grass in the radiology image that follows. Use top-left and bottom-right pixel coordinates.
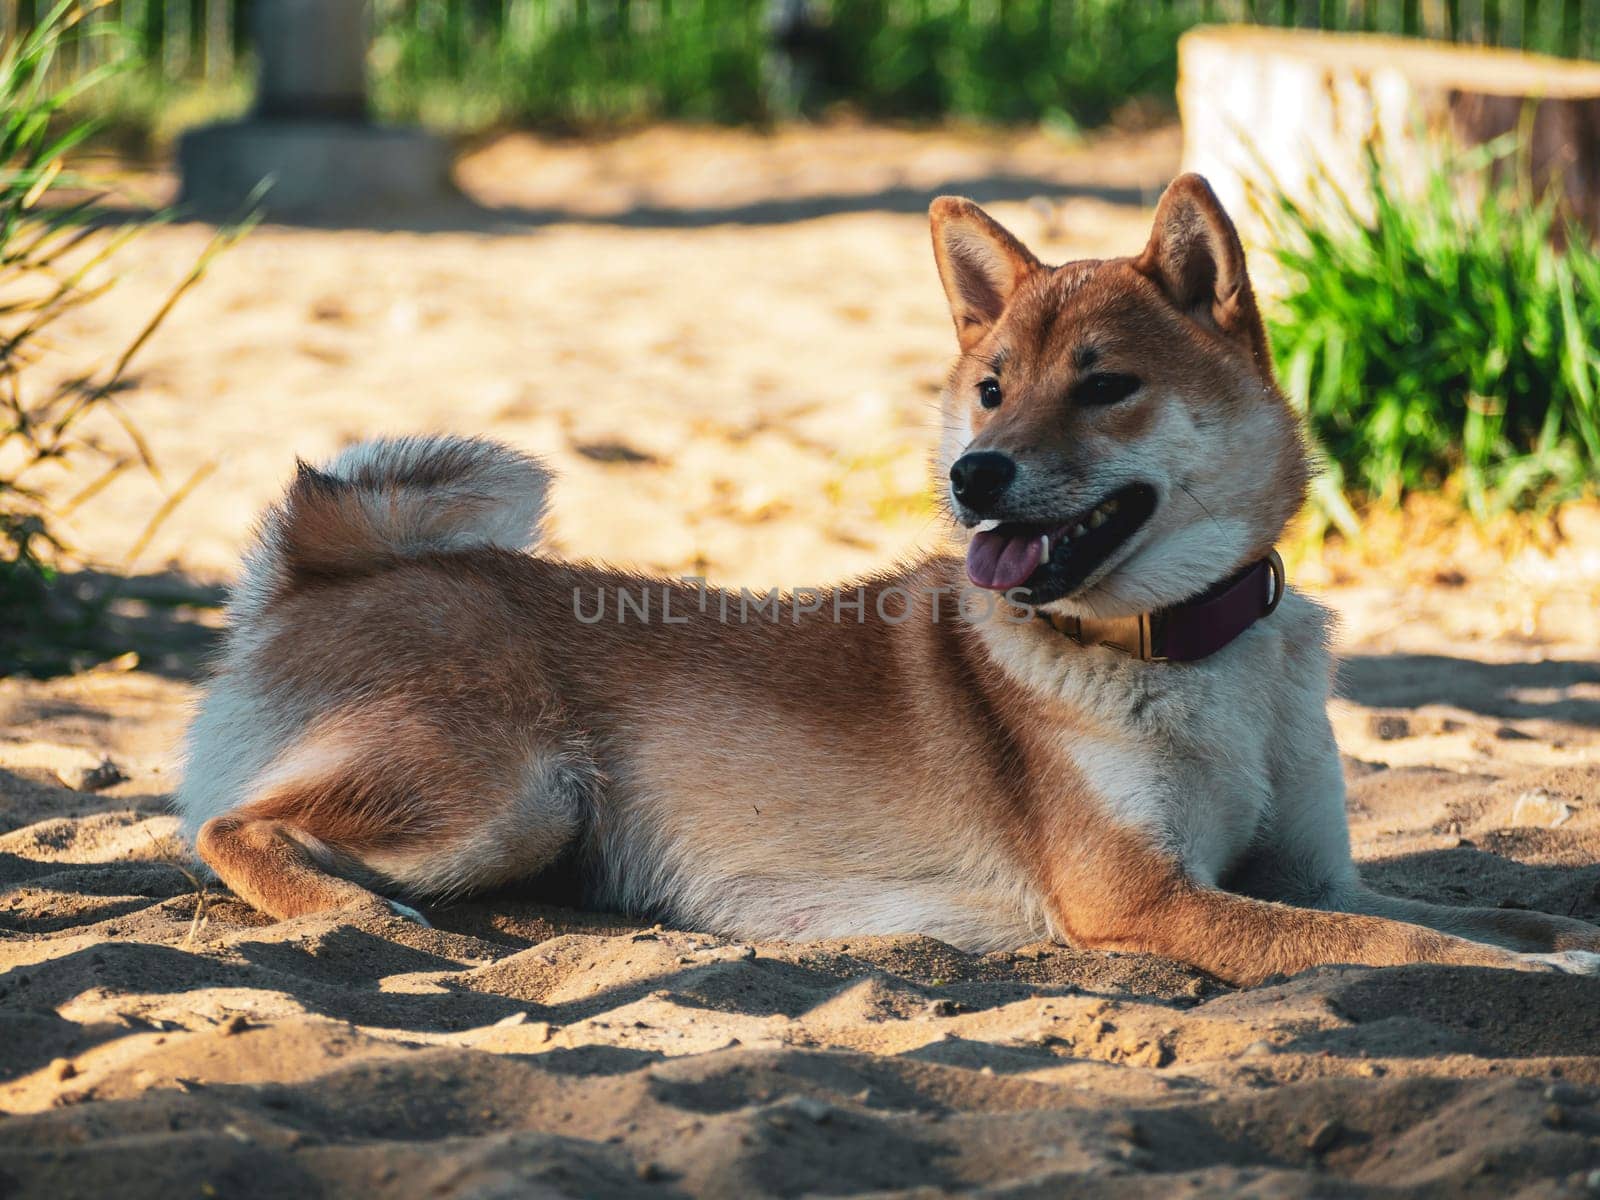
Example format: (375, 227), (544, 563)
(370, 1), (772, 130)
(367, 0), (1196, 133)
(60, 68), (251, 159)
(799, 0), (1193, 131)
(28, 0), (1600, 147)
(1263, 141), (1600, 523)
(1, 1), (124, 654)
(49, 1), (1600, 145)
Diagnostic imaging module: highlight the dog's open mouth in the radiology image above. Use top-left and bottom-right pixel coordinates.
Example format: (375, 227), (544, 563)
(965, 483), (1157, 602)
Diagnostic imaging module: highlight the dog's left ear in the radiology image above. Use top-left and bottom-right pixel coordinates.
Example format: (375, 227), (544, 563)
(1134, 174), (1270, 369)
(930, 196), (1041, 353)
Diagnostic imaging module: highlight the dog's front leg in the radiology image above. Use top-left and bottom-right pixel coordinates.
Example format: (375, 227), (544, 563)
(1043, 826), (1574, 986)
(1241, 714), (1600, 963)
(1333, 889), (1600, 955)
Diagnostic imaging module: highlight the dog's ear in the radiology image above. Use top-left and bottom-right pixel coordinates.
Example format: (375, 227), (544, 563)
(1134, 174), (1270, 368)
(929, 197), (1041, 353)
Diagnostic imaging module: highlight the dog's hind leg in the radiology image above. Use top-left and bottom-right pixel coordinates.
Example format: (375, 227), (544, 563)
(193, 723), (598, 924)
(197, 806), (423, 923)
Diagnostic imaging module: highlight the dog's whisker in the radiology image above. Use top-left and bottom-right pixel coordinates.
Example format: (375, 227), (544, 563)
(1178, 481), (1223, 530)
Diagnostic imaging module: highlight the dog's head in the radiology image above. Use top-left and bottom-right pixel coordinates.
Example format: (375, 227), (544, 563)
(930, 175), (1308, 617)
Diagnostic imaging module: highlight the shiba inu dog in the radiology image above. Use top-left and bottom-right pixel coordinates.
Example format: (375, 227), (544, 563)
(177, 175), (1600, 985)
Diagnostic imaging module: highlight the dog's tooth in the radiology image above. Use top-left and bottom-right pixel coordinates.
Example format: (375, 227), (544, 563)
(1070, 524), (1086, 538)
(974, 518), (1001, 533)
(1104, 498), (1119, 513)
(1088, 510), (1107, 529)
(1038, 533), (1050, 564)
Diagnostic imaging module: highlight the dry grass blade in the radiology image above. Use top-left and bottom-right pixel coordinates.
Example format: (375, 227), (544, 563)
(57, 454), (129, 514)
(143, 826), (210, 946)
(120, 457), (217, 569)
(1, 0), (248, 678)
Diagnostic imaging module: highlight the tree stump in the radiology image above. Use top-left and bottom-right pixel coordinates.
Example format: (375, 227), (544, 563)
(1178, 26), (1600, 239)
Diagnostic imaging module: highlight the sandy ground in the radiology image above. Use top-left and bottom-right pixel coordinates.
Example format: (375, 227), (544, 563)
(3, 125), (1600, 1197)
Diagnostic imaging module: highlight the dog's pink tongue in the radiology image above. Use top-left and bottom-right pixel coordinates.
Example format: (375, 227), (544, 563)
(966, 528), (1043, 591)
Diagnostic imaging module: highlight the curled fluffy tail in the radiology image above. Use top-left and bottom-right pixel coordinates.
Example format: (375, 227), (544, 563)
(235, 435), (550, 619)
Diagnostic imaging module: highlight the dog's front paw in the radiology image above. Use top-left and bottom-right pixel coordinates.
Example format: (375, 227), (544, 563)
(1522, 950), (1600, 975)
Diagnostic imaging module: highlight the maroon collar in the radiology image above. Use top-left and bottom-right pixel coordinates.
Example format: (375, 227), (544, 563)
(1039, 551), (1284, 663)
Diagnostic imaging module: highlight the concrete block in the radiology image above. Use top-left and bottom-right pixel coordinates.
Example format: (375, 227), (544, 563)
(178, 119), (455, 221)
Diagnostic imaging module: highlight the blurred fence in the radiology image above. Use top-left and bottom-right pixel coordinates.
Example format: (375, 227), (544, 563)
(4, 1), (1598, 127)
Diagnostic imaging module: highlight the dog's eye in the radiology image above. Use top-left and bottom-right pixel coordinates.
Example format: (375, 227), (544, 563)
(1072, 372), (1141, 407)
(977, 379), (1002, 409)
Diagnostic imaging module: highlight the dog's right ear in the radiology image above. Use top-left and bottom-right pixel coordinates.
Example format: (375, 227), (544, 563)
(930, 197), (1040, 353)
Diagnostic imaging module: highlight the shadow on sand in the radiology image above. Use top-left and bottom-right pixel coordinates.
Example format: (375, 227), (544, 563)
(2, 569), (223, 681)
(76, 173), (1153, 235)
(1339, 654), (1600, 726)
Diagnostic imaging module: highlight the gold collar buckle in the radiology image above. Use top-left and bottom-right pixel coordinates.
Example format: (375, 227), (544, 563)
(1047, 611), (1166, 662)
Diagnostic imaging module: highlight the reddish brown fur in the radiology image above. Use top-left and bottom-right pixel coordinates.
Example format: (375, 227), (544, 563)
(189, 176), (1600, 984)
(933, 185), (1307, 571)
(196, 811), (387, 920)
(195, 543), (1599, 982)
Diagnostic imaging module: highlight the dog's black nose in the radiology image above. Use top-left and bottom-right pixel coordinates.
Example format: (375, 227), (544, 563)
(949, 451), (1016, 511)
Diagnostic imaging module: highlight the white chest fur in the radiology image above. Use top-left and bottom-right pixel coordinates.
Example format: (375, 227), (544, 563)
(980, 591), (1331, 886)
